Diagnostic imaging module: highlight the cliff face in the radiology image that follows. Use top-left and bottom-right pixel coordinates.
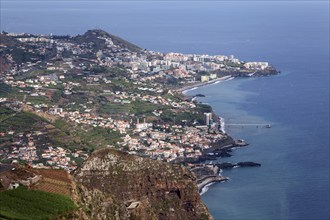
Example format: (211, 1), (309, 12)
(74, 148), (213, 220)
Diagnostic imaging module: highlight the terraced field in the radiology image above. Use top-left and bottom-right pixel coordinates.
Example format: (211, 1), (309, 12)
(32, 169), (73, 196)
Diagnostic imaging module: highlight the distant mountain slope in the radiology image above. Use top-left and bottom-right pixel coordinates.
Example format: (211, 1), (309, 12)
(0, 34), (21, 47)
(74, 29), (142, 52)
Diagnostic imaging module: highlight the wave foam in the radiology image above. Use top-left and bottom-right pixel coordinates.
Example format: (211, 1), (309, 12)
(182, 87), (198, 94)
(219, 117), (226, 133)
(200, 182), (215, 195)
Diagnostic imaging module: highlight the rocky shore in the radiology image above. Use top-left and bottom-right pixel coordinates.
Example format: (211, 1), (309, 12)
(188, 159), (261, 194)
(197, 176), (228, 193)
(183, 136), (249, 164)
(188, 164), (228, 194)
(217, 162), (261, 169)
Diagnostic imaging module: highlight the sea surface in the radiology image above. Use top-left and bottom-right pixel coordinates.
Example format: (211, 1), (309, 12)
(1, 1), (329, 219)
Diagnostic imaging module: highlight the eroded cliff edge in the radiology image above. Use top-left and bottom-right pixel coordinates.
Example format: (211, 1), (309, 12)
(73, 148), (213, 220)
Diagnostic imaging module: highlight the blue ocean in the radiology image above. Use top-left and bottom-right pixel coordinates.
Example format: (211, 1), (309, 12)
(1, 1), (329, 219)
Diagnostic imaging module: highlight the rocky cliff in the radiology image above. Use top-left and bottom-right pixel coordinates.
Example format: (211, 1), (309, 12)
(74, 148), (213, 220)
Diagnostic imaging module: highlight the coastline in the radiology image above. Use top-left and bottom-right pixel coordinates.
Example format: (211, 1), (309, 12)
(177, 70), (277, 194)
(177, 66), (278, 94)
(178, 76), (252, 195)
(177, 75), (234, 94)
(189, 163), (229, 195)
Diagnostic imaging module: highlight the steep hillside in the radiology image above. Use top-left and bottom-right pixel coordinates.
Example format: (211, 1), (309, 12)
(74, 148), (213, 220)
(0, 34), (21, 47)
(74, 29), (142, 52)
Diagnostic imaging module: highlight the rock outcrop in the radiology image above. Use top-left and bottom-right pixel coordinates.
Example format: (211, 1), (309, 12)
(74, 148), (213, 220)
(217, 162), (261, 169)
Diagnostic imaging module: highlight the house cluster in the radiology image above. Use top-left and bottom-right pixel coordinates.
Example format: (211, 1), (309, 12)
(3, 65), (76, 89)
(243, 62), (269, 70)
(41, 146), (87, 171)
(3, 132), (40, 164)
(0, 130), (87, 171)
(102, 50), (244, 82)
(0, 165), (42, 190)
(66, 111), (131, 134)
(121, 122), (225, 162)
(107, 89), (196, 109)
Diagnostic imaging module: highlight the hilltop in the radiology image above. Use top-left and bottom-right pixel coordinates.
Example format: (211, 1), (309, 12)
(74, 29), (142, 53)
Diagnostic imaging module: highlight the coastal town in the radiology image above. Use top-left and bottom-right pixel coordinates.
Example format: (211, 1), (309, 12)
(1, 0), (327, 218)
(0, 29), (277, 172)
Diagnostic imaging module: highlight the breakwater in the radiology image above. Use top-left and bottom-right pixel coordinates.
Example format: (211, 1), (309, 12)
(197, 175), (228, 193)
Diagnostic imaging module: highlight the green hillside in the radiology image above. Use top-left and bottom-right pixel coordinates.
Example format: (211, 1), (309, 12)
(0, 187), (76, 220)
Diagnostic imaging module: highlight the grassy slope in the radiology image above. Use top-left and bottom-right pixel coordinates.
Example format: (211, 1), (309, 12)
(0, 187), (75, 220)
(0, 106), (122, 150)
(0, 108), (46, 133)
